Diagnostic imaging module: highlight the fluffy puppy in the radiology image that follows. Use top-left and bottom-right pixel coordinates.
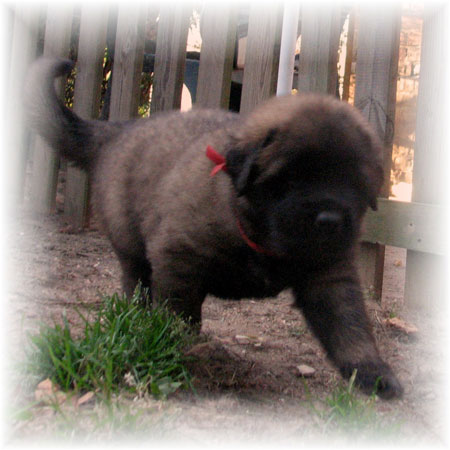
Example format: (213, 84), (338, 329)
(25, 57), (403, 399)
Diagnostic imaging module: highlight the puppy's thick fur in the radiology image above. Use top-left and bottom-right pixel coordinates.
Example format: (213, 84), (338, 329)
(25, 57), (403, 399)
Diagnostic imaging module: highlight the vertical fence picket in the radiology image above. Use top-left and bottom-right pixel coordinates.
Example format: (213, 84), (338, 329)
(297, 3), (341, 95)
(404, 3), (449, 309)
(151, 3), (191, 113)
(7, 5), (40, 205)
(195, 3), (237, 109)
(64, 5), (108, 229)
(354, 4), (401, 300)
(29, 5), (73, 214)
(240, 2), (283, 115)
(109, 4), (146, 120)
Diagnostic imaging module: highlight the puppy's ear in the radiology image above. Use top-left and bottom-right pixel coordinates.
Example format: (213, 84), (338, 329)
(226, 149), (259, 197)
(225, 128), (278, 196)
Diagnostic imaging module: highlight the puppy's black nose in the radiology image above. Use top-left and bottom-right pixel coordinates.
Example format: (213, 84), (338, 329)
(314, 211), (343, 234)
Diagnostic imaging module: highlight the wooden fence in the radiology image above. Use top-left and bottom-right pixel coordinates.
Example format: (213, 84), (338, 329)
(5, 2), (448, 308)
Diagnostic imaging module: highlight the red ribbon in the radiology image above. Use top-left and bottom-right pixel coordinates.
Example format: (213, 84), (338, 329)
(236, 220), (275, 256)
(206, 145), (227, 176)
(206, 145), (275, 257)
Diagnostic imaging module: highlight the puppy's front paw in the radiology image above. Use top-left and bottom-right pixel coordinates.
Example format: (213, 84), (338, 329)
(340, 361), (403, 399)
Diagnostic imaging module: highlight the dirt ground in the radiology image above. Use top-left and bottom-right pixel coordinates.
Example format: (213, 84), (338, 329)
(4, 199), (449, 447)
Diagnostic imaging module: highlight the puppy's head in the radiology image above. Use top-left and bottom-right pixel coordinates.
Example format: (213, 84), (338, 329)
(225, 94), (383, 265)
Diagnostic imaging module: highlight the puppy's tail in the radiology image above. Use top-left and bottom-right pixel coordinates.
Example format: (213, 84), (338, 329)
(24, 57), (123, 171)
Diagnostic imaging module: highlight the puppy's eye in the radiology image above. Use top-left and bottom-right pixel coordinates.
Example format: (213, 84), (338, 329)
(259, 175), (292, 199)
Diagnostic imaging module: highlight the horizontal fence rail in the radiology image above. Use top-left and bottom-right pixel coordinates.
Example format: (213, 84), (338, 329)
(363, 199), (448, 256)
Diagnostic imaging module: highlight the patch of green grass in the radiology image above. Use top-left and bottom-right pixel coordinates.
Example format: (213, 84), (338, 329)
(302, 371), (402, 441)
(323, 370), (378, 429)
(25, 287), (195, 399)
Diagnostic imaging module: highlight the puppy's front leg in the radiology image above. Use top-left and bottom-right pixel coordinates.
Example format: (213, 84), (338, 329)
(151, 258), (205, 325)
(294, 272), (403, 399)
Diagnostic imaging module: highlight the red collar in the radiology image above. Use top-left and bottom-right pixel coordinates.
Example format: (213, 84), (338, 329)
(236, 219), (275, 256)
(206, 145), (275, 256)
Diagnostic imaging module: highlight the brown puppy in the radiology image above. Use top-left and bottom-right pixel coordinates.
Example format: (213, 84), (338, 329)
(25, 57), (402, 399)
